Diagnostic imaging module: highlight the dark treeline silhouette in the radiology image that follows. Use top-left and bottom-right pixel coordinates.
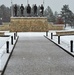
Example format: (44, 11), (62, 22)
(0, 4), (55, 22)
(0, 4), (10, 22)
(61, 5), (74, 27)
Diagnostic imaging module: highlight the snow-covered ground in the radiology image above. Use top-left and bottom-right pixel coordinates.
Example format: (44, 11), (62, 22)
(17, 27), (74, 56)
(0, 26), (74, 74)
(48, 32), (74, 53)
(17, 26), (74, 56)
(18, 32), (46, 37)
(47, 26), (74, 56)
(0, 31), (18, 73)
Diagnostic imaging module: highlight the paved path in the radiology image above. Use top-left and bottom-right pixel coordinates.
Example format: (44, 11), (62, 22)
(4, 36), (74, 75)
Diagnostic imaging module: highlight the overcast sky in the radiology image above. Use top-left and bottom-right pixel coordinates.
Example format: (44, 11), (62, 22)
(0, 0), (74, 13)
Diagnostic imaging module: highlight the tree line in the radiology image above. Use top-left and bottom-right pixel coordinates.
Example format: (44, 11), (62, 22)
(0, 4), (74, 27)
(0, 4), (58, 23)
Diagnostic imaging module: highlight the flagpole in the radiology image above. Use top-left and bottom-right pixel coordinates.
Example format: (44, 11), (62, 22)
(27, 0), (29, 5)
(11, 0), (13, 17)
(43, 0), (44, 6)
(43, 0), (45, 16)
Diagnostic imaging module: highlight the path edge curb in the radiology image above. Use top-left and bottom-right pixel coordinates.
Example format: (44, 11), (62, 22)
(1, 36), (19, 75)
(44, 35), (74, 57)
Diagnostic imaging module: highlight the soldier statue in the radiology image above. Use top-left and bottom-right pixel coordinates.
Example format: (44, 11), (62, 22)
(20, 4), (24, 16)
(33, 4), (37, 16)
(40, 4), (44, 16)
(14, 4), (18, 17)
(26, 4), (31, 16)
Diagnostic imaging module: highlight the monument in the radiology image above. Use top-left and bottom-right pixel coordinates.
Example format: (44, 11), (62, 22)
(40, 4), (44, 16)
(10, 17), (48, 32)
(33, 4), (37, 16)
(26, 4), (31, 17)
(14, 4), (18, 17)
(20, 4), (24, 16)
(10, 1), (48, 32)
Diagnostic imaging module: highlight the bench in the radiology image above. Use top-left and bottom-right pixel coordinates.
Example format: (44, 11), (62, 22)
(56, 31), (74, 36)
(51, 31), (74, 44)
(0, 32), (4, 35)
(0, 32), (10, 37)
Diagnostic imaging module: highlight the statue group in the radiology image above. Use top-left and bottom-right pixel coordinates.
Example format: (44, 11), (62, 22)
(13, 4), (44, 17)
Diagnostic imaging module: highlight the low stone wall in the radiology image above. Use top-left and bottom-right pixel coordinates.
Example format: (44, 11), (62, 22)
(0, 25), (10, 31)
(10, 17), (48, 32)
(0, 18), (64, 32)
(2, 22), (10, 25)
(48, 23), (64, 30)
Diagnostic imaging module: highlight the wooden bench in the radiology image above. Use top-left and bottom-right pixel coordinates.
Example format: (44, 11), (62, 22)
(0, 32), (4, 35)
(51, 31), (74, 44)
(0, 32), (10, 37)
(56, 31), (74, 36)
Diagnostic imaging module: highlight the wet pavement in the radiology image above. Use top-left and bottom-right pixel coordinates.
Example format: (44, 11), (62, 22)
(4, 36), (74, 75)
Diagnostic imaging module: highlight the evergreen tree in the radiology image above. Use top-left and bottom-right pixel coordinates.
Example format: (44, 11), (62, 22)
(44, 6), (55, 22)
(0, 5), (10, 22)
(61, 5), (74, 27)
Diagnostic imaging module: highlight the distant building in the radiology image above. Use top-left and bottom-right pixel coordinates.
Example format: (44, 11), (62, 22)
(56, 17), (64, 24)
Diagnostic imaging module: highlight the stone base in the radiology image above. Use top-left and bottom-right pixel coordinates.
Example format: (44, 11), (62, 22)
(10, 17), (48, 32)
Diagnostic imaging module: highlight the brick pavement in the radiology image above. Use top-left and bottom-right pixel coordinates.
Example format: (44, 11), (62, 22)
(4, 36), (74, 75)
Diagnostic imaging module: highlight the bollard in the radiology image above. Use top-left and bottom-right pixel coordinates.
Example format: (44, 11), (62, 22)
(51, 33), (53, 39)
(14, 33), (16, 40)
(6, 41), (9, 53)
(58, 36), (60, 44)
(11, 36), (13, 45)
(16, 32), (17, 36)
(46, 31), (48, 36)
(70, 40), (73, 52)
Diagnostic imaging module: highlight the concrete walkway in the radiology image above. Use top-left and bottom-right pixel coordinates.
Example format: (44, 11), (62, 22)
(4, 36), (74, 75)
